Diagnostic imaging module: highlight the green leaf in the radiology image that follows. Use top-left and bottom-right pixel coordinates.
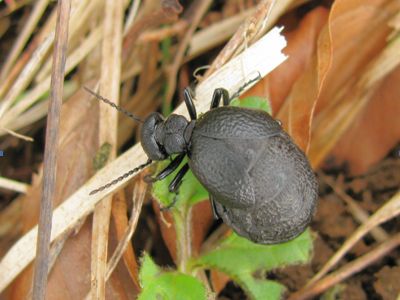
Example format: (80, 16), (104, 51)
(139, 253), (207, 300)
(230, 96), (272, 114)
(139, 253), (160, 289)
(191, 230), (313, 300)
(152, 157), (209, 208)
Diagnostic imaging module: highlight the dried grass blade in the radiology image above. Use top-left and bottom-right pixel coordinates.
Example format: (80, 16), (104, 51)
(32, 0), (71, 299)
(309, 190), (400, 285)
(90, 0), (123, 299)
(0, 0), (50, 81)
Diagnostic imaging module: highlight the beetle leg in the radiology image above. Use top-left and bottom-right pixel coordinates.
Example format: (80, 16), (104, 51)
(183, 87), (197, 120)
(145, 153), (186, 183)
(210, 88), (230, 108)
(168, 163), (189, 193)
(209, 194), (221, 220)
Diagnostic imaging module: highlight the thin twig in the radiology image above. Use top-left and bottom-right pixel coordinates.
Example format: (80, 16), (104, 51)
(205, 0), (276, 76)
(106, 179), (146, 281)
(0, 176), (29, 193)
(32, 0), (71, 299)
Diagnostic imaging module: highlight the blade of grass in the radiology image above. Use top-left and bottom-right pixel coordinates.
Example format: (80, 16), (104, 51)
(0, 0), (51, 81)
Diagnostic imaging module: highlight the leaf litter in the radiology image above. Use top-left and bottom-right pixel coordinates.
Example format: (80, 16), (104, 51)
(0, 0), (400, 299)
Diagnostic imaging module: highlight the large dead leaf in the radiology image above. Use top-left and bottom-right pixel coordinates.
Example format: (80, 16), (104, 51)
(245, 6), (330, 151)
(246, 0), (400, 168)
(327, 63), (400, 174)
(309, 0), (400, 168)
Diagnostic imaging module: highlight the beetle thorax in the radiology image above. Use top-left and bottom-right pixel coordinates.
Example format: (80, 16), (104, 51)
(155, 114), (191, 154)
(141, 112), (195, 161)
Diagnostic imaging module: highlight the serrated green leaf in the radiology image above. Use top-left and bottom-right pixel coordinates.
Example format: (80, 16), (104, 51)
(191, 230), (313, 300)
(239, 276), (284, 300)
(139, 254), (207, 300)
(230, 96), (272, 114)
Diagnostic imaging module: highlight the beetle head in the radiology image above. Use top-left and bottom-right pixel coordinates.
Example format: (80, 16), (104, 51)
(141, 112), (191, 160)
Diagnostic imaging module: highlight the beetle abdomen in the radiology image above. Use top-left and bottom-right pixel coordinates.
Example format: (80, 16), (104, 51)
(189, 106), (318, 244)
(215, 132), (318, 244)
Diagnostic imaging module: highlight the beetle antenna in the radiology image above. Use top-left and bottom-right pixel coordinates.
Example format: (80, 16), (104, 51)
(90, 159), (152, 195)
(84, 86), (144, 123)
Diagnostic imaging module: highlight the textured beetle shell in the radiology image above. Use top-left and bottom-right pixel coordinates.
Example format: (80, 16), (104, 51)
(188, 106), (318, 244)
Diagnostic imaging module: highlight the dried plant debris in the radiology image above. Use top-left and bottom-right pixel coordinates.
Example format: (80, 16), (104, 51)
(1, 1), (400, 299)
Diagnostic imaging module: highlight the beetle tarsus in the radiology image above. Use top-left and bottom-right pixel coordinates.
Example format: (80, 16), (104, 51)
(210, 88), (230, 108)
(153, 153), (186, 181)
(168, 163), (189, 193)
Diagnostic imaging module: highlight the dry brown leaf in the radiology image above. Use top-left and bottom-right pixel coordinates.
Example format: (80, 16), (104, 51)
(244, 6), (329, 150)
(309, 0), (400, 167)
(210, 270), (230, 295)
(328, 65), (400, 174)
(261, 7), (329, 114)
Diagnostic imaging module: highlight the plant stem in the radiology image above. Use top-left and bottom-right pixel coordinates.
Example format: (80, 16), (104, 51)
(173, 204), (193, 274)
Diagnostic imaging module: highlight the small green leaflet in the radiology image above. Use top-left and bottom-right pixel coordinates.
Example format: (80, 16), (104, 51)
(191, 230), (313, 300)
(230, 96), (272, 114)
(152, 156), (209, 208)
(138, 253), (207, 300)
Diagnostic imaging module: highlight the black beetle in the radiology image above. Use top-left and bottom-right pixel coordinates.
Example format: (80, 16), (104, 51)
(86, 86), (318, 244)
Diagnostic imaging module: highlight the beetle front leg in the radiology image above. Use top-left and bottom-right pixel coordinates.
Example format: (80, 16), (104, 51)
(168, 163), (189, 193)
(210, 88), (230, 109)
(145, 153), (186, 183)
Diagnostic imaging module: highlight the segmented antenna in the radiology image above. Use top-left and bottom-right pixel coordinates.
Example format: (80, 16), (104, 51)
(90, 159), (153, 195)
(84, 86), (143, 123)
